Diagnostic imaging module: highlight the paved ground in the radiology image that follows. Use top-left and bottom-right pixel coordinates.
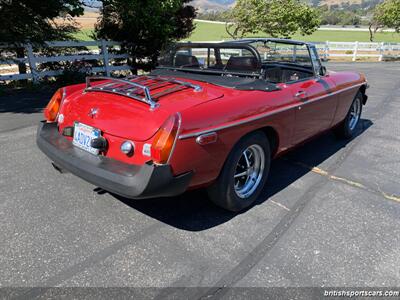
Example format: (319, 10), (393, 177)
(1, 63), (399, 298)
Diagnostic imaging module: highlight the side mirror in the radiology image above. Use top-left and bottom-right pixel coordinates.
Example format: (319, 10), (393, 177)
(320, 66), (327, 76)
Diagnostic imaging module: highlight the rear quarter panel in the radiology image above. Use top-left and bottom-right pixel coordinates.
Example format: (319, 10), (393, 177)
(169, 87), (296, 188)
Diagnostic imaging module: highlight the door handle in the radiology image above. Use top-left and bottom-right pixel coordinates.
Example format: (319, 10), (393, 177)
(294, 91), (307, 98)
(295, 91), (307, 99)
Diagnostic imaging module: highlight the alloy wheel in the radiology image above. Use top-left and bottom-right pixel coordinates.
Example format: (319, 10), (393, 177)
(234, 144), (265, 198)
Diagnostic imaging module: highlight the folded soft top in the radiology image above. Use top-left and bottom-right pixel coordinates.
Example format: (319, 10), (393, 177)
(151, 69), (279, 92)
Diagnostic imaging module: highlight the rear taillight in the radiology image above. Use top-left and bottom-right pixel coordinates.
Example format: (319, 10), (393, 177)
(44, 88), (65, 122)
(151, 113), (181, 164)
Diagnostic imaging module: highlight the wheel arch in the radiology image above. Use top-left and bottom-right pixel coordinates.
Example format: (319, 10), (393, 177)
(359, 84), (368, 105)
(258, 126), (279, 158)
(213, 125), (279, 179)
(206, 125), (276, 211)
(229, 125), (280, 159)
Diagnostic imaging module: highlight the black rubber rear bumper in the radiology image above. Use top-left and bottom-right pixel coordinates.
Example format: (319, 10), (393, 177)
(36, 122), (193, 199)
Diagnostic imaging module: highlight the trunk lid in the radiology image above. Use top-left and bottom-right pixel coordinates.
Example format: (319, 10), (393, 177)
(62, 77), (223, 141)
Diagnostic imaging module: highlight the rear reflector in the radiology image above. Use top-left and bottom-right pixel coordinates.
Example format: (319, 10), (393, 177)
(196, 132), (218, 145)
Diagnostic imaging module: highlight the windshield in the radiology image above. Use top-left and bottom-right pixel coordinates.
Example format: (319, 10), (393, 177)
(157, 43), (262, 76)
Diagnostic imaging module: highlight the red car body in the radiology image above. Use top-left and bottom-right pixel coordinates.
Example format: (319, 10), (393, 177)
(37, 39), (368, 209)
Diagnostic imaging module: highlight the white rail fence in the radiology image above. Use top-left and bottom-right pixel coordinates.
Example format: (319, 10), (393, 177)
(0, 40), (130, 82)
(315, 41), (400, 61)
(196, 40), (400, 62)
(1, 40), (399, 82)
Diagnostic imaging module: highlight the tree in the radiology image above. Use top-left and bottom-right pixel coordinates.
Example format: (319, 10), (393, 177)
(319, 8), (361, 26)
(0, 0), (85, 74)
(369, 0), (400, 41)
(95, 0), (196, 72)
(226, 0), (320, 39)
(0, 0), (84, 43)
(197, 10), (232, 22)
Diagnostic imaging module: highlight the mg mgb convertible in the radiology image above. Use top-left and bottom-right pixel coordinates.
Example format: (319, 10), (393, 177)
(37, 38), (368, 211)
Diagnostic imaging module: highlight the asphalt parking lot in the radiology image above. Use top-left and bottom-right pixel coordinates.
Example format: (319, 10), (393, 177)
(1, 63), (400, 298)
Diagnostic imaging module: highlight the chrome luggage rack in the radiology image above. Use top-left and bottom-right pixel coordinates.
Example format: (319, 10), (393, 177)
(85, 75), (203, 110)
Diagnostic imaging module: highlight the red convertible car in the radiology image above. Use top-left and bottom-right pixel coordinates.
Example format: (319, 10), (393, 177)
(37, 38), (368, 211)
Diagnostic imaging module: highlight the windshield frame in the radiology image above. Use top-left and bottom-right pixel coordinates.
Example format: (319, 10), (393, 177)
(230, 38), (324, 79)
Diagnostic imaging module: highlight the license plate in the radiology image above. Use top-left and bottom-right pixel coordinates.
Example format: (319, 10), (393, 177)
(72, 122), (101, 155)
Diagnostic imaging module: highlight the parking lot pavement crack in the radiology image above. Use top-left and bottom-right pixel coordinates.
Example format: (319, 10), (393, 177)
(269, 200), (290, 211)
(288, 160), (400, 204)
(380, 191), (400, 203)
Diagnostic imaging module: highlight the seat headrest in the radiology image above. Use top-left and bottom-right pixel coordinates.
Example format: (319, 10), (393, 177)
(174, 54), (200, 68)
(225, 56), (259, 72)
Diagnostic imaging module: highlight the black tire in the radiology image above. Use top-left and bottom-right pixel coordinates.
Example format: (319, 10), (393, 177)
(207, 131), (271, 212)
(334, 91), (363, 139)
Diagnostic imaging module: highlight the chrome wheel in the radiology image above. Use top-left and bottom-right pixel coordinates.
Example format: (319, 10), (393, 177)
(349, 97), (362, 131)
(234, 144), (265, 198)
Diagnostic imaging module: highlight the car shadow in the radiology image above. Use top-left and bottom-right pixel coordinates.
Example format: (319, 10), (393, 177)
(104, 119), (373, 232)
(0, 89), (54, 114)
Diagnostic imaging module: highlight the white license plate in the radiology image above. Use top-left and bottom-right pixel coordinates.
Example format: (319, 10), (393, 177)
(72, 122), (101, 155)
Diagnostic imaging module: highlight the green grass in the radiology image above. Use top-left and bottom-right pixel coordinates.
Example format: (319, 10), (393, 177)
(74, 20), (400, 43)
(187, 20), (400, 43)
(74, 29), (95, 41)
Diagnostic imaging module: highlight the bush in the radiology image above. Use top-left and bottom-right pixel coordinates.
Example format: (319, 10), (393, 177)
(55, 60), (93, 85)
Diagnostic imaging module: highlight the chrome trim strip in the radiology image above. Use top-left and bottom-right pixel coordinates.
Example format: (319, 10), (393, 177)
(300, 82), (364, 105)
(178, 82), (366, 140)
